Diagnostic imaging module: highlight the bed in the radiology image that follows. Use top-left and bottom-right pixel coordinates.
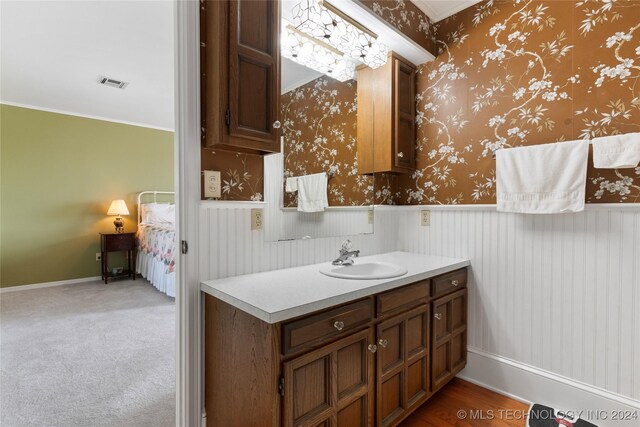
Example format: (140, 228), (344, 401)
(136, 191), (176, 297)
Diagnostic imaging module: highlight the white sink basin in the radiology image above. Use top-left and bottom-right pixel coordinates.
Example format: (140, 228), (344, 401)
(319, 261), (408, 280)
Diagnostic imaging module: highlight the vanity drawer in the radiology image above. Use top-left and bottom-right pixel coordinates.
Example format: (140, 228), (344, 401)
(377, 280), (429, 319)
(282, 298), (373, 356)
(432, 269), (467, 298)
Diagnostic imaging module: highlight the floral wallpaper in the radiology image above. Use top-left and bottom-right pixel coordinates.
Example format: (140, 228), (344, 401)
(200, 0), (640, 205)
(200, 76), (395, 205)
(361, 0), (437, 55)
(201, 148), (263, 201)
(397, 0), (640, 204)
(282, 77), (374, 206)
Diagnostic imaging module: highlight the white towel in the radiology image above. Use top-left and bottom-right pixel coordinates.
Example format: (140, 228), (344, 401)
(592, 132), (640, 169)
(285, 176), (298, 192)
(297, 173), (328, 212)
(496, 140), (589, 214)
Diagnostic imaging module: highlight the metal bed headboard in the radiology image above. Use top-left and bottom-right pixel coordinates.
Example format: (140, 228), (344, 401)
(137, 191), (175, 224)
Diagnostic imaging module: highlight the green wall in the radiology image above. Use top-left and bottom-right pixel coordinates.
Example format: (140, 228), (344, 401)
(0, 104), (174, 287)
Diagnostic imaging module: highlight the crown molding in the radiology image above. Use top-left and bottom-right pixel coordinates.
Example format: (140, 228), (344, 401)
(0, 101), (174, 132)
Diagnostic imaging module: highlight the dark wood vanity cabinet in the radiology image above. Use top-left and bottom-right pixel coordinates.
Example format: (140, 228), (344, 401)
(203, 267), (467, 427)
(430, 269), (468, 392)
(431, 288), (467, 393)
(357, 52), (416, 174)
(283, 329), (375, 427)
(376, 304), (430, 427)
(200, 0), (281, 154)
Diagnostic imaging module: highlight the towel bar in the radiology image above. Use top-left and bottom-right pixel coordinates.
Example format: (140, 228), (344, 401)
(492, 140), (594, 159)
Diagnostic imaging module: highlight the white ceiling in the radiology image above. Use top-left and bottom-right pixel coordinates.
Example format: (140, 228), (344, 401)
(281, 58), (323, 94)
(411, 0), (482, 22)
(0, 1), (174, 131)
(0, 1), (473, 131)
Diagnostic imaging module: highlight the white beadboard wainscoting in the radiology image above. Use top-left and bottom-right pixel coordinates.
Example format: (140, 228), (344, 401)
(199, 201), (640, 419)
(383, 204), (640, 416)
(198, 202), (399, 282)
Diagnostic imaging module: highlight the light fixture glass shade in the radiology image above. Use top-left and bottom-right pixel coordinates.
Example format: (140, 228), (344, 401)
(291, 0), (388, 69)
(107, 199), (130, 216)
(281, 23), (356, 82)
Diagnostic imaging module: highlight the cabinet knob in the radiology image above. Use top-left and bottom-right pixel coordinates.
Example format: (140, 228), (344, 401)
(273, 120), (281, 129)
(367, 344), (378, 353)
(397, 151), (404, 158)
(434, 313), (442, 320)
(378, 339), (388, 348)
(333, 320), (345, 331)
(452, 280), (459, 287)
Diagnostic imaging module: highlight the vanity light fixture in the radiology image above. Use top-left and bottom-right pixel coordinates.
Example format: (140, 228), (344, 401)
(281, 23), (356, 82)
(291, 0), (389, 69)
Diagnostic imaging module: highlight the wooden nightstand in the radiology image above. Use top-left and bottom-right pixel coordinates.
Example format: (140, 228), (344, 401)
(100, 232), (136, 284)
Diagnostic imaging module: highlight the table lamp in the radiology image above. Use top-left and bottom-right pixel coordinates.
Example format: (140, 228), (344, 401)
(107, 199), (130, 233)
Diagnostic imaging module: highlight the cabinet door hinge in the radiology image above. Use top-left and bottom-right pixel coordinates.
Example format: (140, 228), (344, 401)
(181, 240), (189, 255)
(278, 376), (285, 397)
(225, 109), (231, 126)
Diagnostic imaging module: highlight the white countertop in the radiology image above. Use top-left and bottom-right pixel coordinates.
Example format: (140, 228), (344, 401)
(200, 252), (470, 324)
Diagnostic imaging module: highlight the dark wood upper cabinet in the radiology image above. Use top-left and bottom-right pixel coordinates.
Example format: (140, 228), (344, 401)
(201, 0), (281, 154)
(393, 59), (416, 171)
(357, 52), (416, 174)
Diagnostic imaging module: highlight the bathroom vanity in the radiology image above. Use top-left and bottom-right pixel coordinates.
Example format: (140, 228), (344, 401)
(201, 252), (470, 427)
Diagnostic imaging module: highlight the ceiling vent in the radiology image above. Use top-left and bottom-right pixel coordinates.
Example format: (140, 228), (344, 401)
(97, 76), (129, 89)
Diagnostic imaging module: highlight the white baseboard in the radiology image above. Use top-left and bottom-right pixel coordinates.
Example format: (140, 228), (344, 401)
(458, 347), (640, 426)
(0, 101), (174, 132)
(0, 276), (102, 293)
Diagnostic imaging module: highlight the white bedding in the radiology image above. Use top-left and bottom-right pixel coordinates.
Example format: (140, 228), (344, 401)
(136, 223), (176, 297)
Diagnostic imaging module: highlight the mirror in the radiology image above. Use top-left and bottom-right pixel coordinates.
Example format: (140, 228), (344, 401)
(264, 0), (433, 241)
(264, 0), (377, 241)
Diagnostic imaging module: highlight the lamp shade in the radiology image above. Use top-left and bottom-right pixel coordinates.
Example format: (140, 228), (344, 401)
(107, 199), (130, 216)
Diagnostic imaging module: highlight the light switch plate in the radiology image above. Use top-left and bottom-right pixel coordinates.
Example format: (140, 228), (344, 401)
(203, 170), (221, 198)
(251, 208), (263, 231)
(368, 209), (374, 225)
(420, 210), (431, 226)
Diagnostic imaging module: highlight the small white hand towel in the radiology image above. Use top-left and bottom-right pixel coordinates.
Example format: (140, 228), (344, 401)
(285, 177), (298, 193)
(496, 140), (589, 214)
(297, 173), (328, 213)
(592, 132), (640, 169)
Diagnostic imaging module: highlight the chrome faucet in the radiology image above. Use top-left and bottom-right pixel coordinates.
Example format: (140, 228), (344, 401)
(332, 240), (360, 266)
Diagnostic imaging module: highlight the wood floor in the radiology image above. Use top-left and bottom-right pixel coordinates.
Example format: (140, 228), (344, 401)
(401, 379), (530, 427)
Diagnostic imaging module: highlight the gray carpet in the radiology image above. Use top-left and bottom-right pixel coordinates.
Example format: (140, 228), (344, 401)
(0, 279), (175, 427)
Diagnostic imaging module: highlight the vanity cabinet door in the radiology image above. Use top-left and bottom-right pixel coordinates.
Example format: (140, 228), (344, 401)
(431, 288), (467, 393)
(282, 328), (375, 427)
(376, 305), (430, 427)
